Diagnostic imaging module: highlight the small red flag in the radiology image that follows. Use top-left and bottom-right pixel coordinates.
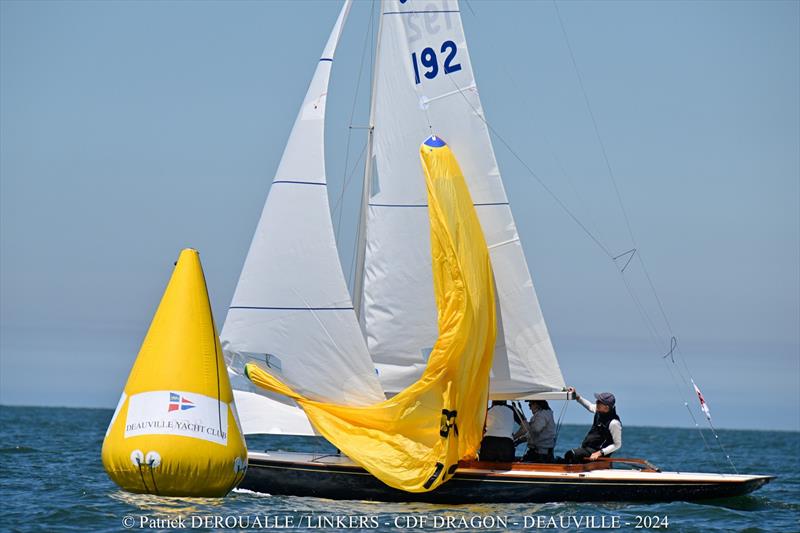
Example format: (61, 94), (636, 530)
(691, 379), (711, 421)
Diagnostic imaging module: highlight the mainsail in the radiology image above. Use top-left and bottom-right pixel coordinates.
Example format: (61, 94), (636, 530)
(221, 0), (384, 426)
(361, 0), (565, 397)
(246, 136), (497, 492)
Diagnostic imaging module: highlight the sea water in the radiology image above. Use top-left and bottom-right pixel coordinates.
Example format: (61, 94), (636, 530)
(0, 406), (797, 532)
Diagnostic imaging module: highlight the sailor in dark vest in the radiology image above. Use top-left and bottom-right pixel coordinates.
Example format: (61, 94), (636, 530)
(564, 387), (622, 463)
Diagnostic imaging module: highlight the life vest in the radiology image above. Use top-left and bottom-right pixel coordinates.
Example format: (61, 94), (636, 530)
(581, 410), (621, 451)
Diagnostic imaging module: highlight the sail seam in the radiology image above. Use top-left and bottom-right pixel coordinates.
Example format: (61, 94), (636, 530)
(382, 10), (459, 15)
(488, 237), (520, 250)
(271, 180), (326, 186)
(229, 306), (353, 311)
(421, 84), (478, 106)
(368, 202), (509, 208)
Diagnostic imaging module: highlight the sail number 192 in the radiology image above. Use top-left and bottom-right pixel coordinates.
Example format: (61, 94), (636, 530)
(411, 41), (462, 84)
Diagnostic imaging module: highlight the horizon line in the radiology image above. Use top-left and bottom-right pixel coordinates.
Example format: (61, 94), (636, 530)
(1, 402), (797, 433)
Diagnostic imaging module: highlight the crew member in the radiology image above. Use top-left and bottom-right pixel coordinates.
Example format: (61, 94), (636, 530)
(479, 400), (516, 462)
(564, 387), (621, 463)
(515, 400), (556, 463)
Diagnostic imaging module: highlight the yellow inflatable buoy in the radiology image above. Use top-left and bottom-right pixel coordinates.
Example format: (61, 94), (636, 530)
(102, 249), (247, 497)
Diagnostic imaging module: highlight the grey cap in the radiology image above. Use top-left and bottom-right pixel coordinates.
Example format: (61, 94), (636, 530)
(594, 392), (616, 407)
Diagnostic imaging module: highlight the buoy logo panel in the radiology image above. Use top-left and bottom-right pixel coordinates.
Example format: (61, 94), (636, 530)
(125, 390), (229, 445)
(168, 393), (195, 412)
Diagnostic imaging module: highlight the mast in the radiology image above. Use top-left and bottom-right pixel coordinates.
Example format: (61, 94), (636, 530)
(221, 0), (384, 410)
(353, 0), (384, 322)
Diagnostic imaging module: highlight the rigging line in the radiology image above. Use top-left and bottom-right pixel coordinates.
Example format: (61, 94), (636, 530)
(552, 0), (638, 252)
(337, 139), (353, 242)
(552, 0), (736, 469)
(447, 73), (677, 362)
(448, 75), (736, 470)
(618, 262), (669, 348)
(348, 201), (363, 292)
(626, 248), (733, 464)
(500, 50), (613, 252)
(554, 398), (569, 448)
(462, 0), (476, 17)
(446, 72), (670, 353)
(349, 0), (378, 293)
(634, 251), (703, 383)
(636, 253), (676, 335)
(707, 418), (739, 474)
(619, 259), (724, 467)
(136, 462), (150, 494)
(554, 0), (706, 404)
(336, 1), (375, 242)
(445, 76), (614, 259)
(148, 464), (160, 496)
(619, 272), (667, 352)
(552, 0), (684, 348)
(341, 142), (367, 291)
(331, 141), (368, 221)
(553, 0), (678, 348)
(665, 346), (738, 473)
(494, 32), (608, 255)
(663, 336), (677, 363)
(613, 248), (637, 273)
(445, 24), (732, 469)
(550, 142), (613, 252)
(662, 358), (723, 472)
(511, 401), (531, 445)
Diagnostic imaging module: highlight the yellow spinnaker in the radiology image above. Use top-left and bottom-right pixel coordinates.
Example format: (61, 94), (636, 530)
(245, 136), (496, 492)
(102, 249), (248, 497)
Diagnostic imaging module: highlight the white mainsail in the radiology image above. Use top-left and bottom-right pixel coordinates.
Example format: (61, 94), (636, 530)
(361, 0), (565, 397)
(221, 0), (384, 431)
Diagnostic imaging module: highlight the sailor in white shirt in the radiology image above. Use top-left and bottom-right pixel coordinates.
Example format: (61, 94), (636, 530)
(564, 388), (622, 463)
(479, 400), (517, 462)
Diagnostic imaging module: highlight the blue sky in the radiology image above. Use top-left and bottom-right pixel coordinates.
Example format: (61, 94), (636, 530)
(1, 0), (798, 431)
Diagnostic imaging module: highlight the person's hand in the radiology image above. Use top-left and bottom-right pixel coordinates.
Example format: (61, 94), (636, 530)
(589, 451), (602, 461)
(567, 386), (577, 398)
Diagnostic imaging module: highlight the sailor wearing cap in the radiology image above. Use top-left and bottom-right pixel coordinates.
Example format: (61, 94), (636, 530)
(563, 387), (622, 463)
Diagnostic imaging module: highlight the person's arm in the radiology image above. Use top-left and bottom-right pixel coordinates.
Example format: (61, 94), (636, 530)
(600, 420), (622, 456)
(590, 420), (622, 459)
(573, 389), (596, 413)
(568, 386), (596, 413)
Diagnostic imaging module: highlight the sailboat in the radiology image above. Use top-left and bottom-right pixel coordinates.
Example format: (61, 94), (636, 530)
(220, 0), (772, 503)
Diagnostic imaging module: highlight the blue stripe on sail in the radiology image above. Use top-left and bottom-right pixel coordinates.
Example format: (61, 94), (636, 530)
(271, 180), (326, 186)
(383, 10), (459, 15)
(369, 203), (428, 208)
(369, 202), (510, 208)
(230, 306), (353, 311)
(319, 58), (333, 62)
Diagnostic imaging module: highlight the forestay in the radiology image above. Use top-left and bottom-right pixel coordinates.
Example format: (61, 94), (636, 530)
(221, 0), (384, 420)
(361, 0), (565, 397)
